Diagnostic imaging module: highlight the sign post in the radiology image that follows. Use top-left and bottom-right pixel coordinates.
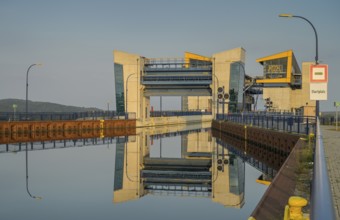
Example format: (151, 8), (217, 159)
(335, 102), (340, 131)
(310, 65), (329, 118)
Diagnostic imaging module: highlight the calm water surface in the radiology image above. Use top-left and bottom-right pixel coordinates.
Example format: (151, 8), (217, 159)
(0, 125), (268, 220)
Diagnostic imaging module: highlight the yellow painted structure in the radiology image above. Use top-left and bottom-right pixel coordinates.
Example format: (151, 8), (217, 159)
(184, 51), (211, 68)
(261, 62), (316, 116)
(283, 196), (309, 220)
(256, 50), (296, 84)
(183, 51), (213, 112)
(256, 49), (316, 116)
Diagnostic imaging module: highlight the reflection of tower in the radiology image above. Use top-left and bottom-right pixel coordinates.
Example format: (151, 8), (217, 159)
(113, 126), (245, 208)
(113, 136), (144, 203)
(142, 130), (212, 198)
(212, 143), (245, 208)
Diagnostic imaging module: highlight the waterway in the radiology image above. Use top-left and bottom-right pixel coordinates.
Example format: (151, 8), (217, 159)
(0, 123), (270, 220)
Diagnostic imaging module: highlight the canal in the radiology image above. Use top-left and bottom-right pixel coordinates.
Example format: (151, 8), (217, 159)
(0, 123), (276, 220)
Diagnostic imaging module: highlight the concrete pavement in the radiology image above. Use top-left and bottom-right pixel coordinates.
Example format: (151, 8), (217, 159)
(321, 125), (340, 220)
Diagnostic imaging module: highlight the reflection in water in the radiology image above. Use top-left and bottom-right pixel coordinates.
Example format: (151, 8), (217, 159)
(113, 126), (246, 208)
(25, 142), (42, 200)
(0, 122), (282, 211)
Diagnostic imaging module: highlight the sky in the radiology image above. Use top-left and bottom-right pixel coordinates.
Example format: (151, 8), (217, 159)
(1, 0), (339, 111)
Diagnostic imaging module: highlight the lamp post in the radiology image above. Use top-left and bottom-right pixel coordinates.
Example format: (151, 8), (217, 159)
(279, 14), (320, 117)
(25, 63), (42, 200)
(212, 72), (220, 118)
(12, 104), (17, 121)
(237, 62), (246, 112)
(125, 73), (136, 116)
(26, 63), (42, 120)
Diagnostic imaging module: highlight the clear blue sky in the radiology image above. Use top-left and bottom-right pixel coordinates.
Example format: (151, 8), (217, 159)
(1, 0), (339, 111)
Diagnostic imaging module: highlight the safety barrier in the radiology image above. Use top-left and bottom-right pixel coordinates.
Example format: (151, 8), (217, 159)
(310, 118), (336, 219)
(0, 111), (134, 121)
(150, 110), (212, 117)
(217, 113), (315, 135)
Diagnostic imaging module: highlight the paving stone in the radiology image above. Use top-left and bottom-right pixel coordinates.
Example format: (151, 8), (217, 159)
(321, 126), (340, 220)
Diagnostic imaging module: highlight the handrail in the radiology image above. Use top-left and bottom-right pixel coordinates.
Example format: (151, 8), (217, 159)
(0, 111), (134, 121)
(311, 117), (336, 219)
(216, 113), (315, 135)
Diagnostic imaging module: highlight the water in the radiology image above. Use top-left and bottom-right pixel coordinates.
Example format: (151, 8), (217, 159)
(0, 124), (268, 220)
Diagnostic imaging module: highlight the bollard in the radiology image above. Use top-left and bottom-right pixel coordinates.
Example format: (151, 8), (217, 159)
(308, 133), (315, 147)
(99, 119), (105, 138)
(283, 196), (309, 220)
(244, 125), (247, 141)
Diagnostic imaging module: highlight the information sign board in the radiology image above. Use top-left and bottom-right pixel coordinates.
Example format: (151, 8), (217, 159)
(310, 64), (328, 82)
(310, 83), (327, 100)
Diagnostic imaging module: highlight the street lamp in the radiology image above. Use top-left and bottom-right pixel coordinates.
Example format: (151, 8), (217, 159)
(26, 63), (42, 120)
(279, 14), (318, 64)
(279, 14), (320, 117)
(125, 73), (136, 115)
(25, 63), (42, 200)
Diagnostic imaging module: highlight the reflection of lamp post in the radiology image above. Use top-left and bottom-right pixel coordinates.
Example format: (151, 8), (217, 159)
(279, 14), (320, 117)
(25, 63), (42, 200)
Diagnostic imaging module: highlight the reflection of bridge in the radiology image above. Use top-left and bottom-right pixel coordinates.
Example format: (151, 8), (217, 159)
(113, 125), (246, 207)
(112, 123), (296, 208)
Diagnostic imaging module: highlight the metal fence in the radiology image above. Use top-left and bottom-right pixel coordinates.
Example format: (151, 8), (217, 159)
(311, 118), (336, 219)
(319, 116), (337, 125)
(0, 111), (136, 121)
(217, 113), (316, 135)
(150, 110), (212, 117)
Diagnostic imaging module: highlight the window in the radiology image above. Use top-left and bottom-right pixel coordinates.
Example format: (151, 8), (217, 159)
(114, 63), (125, 113)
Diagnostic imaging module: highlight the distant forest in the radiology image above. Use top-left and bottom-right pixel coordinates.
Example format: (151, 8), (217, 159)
(0, 99), (102, 112)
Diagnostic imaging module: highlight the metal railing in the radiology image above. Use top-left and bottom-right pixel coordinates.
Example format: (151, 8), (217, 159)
(217, 113), (315, 135)
(150, 110), (212, 117)
(311, 118), (336, 219)
(0, 111), (135, 121)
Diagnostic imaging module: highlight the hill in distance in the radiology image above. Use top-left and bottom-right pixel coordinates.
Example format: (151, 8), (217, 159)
(0, 99), (102, 112)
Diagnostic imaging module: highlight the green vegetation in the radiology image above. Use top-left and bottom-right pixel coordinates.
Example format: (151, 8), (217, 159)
(0, 99), (101, 112)
(295, 140), (314, 213)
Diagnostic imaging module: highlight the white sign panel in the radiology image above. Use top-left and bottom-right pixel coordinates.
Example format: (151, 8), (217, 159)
(310, 83), (328, 100)
(310, 64), (328, 82)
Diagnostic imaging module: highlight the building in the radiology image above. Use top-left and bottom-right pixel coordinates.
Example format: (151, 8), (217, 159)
(256, 50), (316, 116)
(113, 48), (246, 126)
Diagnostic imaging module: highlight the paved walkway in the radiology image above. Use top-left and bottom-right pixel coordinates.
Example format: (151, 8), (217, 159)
(321, 125), (340, 220)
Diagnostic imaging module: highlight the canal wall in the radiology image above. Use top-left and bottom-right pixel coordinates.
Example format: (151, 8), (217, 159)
(137, 115), (213, 127)
(212, 120), (310, 220)
(0, 119), (136, 144)
(212, 120), (301, 156)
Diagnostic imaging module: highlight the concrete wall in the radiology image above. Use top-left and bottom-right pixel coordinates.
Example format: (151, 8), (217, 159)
(137, 114), (213, 127)
(212, 48), (245, 115)
(187, 96), (212, 111)
(113, 50), (148, 122)
(292, 62), (316, 117)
